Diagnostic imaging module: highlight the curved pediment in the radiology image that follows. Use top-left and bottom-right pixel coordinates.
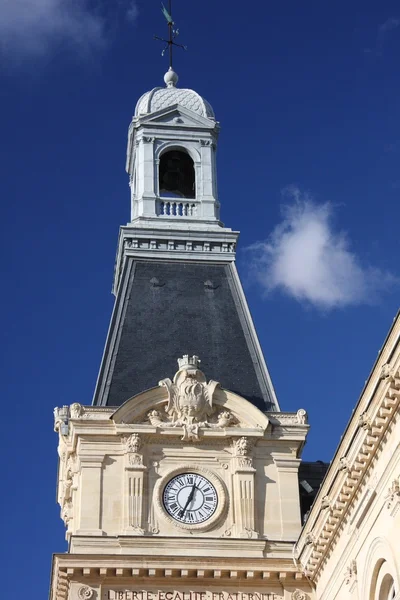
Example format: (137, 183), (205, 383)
(111, 356), (269, 440)
(111, 385), (269, 434)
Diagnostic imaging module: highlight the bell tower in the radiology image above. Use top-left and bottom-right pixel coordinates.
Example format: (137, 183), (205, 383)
(127, 67), (220, 225)
(50, 54), (314, 600)
(90, 65), (279, 410)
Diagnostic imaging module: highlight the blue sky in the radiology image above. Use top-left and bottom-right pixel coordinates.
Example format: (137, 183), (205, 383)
(1, 0), (400, 596)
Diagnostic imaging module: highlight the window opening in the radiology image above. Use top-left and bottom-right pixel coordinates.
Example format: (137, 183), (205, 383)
(159, 150), (195, 199)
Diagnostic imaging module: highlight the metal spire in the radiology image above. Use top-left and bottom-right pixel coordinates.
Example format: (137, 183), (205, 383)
(154, 1), (186, 70)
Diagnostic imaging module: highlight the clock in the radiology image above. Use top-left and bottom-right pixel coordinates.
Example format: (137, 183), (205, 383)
(155, 466), (226, 531)
(163, 472), (218, 524)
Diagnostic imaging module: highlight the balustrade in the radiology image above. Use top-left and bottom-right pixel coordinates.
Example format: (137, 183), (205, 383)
(158, 201), (198, 217)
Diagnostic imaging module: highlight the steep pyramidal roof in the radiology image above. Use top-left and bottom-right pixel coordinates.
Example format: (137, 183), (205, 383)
(93, 259), (279, 411)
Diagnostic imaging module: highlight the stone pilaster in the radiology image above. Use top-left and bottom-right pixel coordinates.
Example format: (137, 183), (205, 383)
(76, 454), (105, 536)
(272, 454), (302, 540)
(122, 434), (147, 534)
(233, 437), (258, 538)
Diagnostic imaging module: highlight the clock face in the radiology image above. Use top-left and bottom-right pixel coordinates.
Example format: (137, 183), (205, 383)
(163, 472), (218, 524)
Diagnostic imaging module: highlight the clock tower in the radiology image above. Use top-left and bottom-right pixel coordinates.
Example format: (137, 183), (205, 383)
(51, 65), (314, 600)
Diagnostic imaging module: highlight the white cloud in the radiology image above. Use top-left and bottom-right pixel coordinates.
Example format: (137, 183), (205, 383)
(365, 16), (400, 55)
(247, 187), (397, 310)
(0, 0), (138, 60)
(379, 17), (400, 35)
(126, 1), (139, 23)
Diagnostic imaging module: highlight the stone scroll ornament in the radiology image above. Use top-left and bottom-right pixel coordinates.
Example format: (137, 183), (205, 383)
(78, 586), (93, 600)
(149, 355), (235, 440)
(292, 592), (308, 600)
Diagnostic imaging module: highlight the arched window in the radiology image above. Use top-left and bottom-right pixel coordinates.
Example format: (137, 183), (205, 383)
(371, 561), (397, 600)
(379, 575), (396, 600)
(159, 150), (195, 199)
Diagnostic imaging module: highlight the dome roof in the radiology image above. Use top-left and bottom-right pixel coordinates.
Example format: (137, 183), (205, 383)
(135, 69), (215, 120)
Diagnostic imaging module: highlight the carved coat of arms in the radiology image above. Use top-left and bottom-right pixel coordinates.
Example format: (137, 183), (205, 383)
(147, 355), (234, 440)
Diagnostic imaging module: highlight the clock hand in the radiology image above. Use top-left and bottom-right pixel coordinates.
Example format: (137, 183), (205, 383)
(179, 484), (197, 517)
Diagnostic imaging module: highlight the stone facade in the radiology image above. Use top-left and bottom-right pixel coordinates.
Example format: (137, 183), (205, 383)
(51, 357), (312, 600)
(295, 313), (400, 600)
(49, 61), (400, 600)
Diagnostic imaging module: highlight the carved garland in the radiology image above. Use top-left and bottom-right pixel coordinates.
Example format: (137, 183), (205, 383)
(302, 368), (400, 580)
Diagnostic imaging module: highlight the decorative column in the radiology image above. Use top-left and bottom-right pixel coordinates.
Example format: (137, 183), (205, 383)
(122, 433), (147, 534)
(271, 453), (302, 539)
(76, 453), (105, 536)
(232, 437), (258, 538)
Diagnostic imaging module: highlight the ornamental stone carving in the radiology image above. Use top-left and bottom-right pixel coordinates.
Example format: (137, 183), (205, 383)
(126, 433), (141, 454)
(143, 356), (236, 440)
(358, 411), (372, 431)
(215, 410), (235, 427)
(304, 532), (315, 546)
(78, 586), (93, 600)
(292, 590), (308, 600)
(124, 433), (144, 466)
(297, 408), (307, 424)
(237, 457), (253, 468)
(386, 477), (400, 510)
(70, 403), (83, 419)
(235, 436), (253, 456)
(321, 495), (331, 509)
(160, 355), (217, 429)
(344, 559), (357, 585)
(380, 362), (393, 379)
(269, 410), (307, 426)
(54, 405), (69, 433)
(62, 498), (73, 526)
(339, 456), (350, 472)
(234, 437), (255, 468)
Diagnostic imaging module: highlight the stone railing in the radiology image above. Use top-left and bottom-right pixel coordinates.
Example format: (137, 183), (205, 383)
(158, 200), (198, 217)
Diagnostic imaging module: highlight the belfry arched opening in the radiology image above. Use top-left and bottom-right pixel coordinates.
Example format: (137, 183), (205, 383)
(159, 149), (195, 199)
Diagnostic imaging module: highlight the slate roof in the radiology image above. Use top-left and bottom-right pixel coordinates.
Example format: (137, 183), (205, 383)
(298, 461), (330, 522)
(93, 259), (278, 411)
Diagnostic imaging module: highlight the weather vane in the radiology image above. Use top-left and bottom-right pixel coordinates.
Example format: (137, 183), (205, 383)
(154, 1), (187, 69)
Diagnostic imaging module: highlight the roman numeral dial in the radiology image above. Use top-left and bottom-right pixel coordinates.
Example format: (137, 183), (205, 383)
(162, 473), (218, 525)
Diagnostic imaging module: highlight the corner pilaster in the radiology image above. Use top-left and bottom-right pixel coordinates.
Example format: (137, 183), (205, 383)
(137, 136), (156, 218)
(272, 453), (302, 540)
(76, 454), (105, 536)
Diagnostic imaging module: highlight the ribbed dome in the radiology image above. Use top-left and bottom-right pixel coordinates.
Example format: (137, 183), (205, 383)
(135, 69), (215, 119)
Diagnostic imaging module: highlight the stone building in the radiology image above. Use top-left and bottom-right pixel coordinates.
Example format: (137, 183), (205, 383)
(50, 65), (399, 600)
(51, 67), (314, 600)
(295, 313), (400, 600)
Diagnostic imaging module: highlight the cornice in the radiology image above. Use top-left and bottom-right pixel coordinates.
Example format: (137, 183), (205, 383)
(296, 356), (400, 581)
(51, 552), (310, 600)
(112, 226), (239, 295)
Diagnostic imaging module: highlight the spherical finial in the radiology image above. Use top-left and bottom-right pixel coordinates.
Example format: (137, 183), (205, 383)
(164, 67), (179, 88)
